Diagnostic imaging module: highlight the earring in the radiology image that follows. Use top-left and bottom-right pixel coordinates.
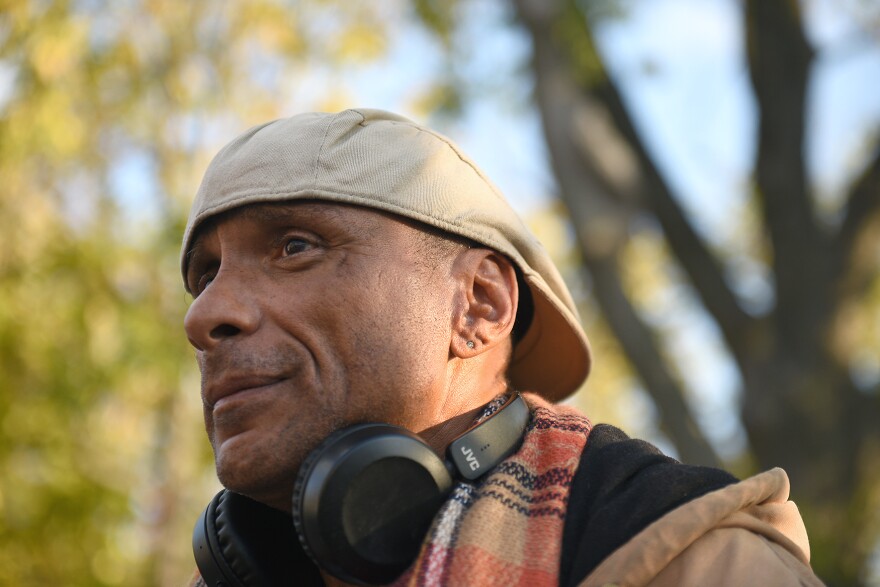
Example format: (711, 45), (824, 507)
(466, 341), (475, 349)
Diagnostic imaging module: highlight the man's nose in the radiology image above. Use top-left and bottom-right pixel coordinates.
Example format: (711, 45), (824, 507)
(183, 269), (261, 351)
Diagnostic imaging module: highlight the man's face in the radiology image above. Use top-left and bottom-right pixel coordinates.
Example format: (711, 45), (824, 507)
(183, 202), (462, 509)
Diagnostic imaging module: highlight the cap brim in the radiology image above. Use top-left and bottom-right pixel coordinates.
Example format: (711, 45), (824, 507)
(508, 276), (591, 402)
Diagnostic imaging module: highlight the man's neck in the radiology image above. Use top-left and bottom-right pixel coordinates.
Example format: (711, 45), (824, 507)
(419, 402), (489, 457)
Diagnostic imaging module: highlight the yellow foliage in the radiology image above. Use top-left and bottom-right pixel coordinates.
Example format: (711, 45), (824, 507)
(86, 301), (123, 366)
(315, 88), (356, 115)
(241, 2), (305, 55)
(91, 547), (127, 586)
(619, 230), (674, 312)
(410, 82), (462, 118)
(0, 2), (406, 584)
(332, 23), (387, 62)
(28, 18), (88, 82)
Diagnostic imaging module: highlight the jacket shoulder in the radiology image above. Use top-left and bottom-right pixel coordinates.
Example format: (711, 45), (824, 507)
(578, 468), (823, 586)
(560, 424), (738, 586)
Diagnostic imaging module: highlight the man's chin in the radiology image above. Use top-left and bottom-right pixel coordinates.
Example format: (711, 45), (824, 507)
(217, 468), (297, 513)
(213, 434), (300, 512)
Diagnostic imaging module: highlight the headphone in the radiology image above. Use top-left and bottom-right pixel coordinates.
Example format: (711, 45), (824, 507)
(193, 393), (530, 586)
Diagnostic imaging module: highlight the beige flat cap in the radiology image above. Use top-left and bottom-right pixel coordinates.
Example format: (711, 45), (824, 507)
(182, 108), (591, 401)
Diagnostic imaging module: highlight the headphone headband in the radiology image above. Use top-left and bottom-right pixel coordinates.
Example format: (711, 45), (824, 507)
(448, 392), (530, 479)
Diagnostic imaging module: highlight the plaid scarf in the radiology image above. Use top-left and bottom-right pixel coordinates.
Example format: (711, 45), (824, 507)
(391, 393), (592, 587)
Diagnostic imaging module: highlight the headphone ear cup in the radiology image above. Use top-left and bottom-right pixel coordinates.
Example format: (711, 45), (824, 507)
(291, 424), (347, 567)
(293, 423), (454, 585)
(194, 490), (323, 587)
(194, 491), (245, 587)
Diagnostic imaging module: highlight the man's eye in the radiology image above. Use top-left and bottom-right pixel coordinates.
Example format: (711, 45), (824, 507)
(283, 238), (312, 256)
(196, 273), (214, 294)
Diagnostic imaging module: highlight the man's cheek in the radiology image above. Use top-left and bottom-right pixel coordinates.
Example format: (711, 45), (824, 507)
(196, 352), (209, 376)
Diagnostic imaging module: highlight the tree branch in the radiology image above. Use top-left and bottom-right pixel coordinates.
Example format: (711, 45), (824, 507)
(587, 56), (758, 367)
(832, 145), (880, 301)
(514, 0), (721, 466)
(839, 146), (880, 250)
(745, 0), (829, 351)
(588, 255), (723, 467)
(518, 0), (758, 368)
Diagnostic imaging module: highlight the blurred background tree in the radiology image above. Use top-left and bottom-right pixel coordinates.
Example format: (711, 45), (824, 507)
(508, 1), (880, 585)
(0, 0), (877, 585)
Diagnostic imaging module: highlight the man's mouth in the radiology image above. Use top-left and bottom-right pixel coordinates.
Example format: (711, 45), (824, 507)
(205, 374), (287, 410)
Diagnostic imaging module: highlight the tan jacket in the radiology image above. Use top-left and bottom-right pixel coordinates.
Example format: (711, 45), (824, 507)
(580, 468), (824, 586)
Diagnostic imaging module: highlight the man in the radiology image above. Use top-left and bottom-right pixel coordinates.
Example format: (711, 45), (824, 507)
(183, 109), (822, 586)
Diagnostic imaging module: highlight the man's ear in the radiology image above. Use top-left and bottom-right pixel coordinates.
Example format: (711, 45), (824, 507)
(450, 249), (518, 358)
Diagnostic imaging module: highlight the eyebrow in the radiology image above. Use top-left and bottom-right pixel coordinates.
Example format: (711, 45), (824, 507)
(183, 201), (350, 285)
(240, 203), (301, 223)
(239, 201), (347, 225)
(183, 204), (292, 270)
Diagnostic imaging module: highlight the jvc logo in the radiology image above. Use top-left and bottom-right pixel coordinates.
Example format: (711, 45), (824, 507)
(460, 446), (480, 471)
